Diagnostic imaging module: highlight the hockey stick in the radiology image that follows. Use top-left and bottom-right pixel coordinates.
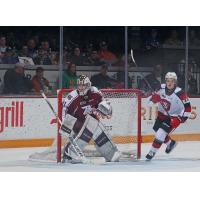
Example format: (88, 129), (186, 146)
(130, 49), (180, 137)
(131, 49), (154, 91)
(130, 48), (171, 117)
(40, 90), (89, 164)
(130, 49), (158, 94)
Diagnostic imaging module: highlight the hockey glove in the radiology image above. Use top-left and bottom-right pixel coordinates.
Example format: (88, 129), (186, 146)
(95, 100), (112, 119)
(151, 92), (161, 103)
(170, 117), (181, 129)
(83, 105), (93, 115)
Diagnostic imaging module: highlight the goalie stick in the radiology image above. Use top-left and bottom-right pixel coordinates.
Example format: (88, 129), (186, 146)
(40, 90), (89, 164)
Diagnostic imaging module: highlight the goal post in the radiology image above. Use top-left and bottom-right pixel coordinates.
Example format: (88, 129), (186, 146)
(57, 88), (142, 163)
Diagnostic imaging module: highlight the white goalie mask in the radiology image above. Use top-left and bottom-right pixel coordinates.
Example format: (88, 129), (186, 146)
(77, 75), (91, 96)
(165, 72), (177, 81)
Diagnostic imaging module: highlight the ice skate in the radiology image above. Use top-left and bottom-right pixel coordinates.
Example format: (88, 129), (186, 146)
(165, 140), (177, 154)
(146, 150), (156, 161)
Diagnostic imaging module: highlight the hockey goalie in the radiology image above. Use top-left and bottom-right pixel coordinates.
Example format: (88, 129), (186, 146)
(146, 72), (192, 160)
(60, 74), (120, 163)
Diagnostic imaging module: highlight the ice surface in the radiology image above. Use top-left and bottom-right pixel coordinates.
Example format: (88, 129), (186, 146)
(0, 141), (200, 171)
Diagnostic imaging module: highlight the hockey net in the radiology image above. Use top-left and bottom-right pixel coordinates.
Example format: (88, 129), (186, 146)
(29, 89), (141, 163)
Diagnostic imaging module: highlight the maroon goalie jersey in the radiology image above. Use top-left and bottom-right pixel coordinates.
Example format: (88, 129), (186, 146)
(62, 86), (103, 122)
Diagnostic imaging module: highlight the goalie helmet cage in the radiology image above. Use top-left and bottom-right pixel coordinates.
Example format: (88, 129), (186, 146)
(57, 88), (142, 163)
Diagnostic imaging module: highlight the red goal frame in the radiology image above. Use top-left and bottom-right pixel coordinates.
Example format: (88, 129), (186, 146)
(57, 89), (142, 163)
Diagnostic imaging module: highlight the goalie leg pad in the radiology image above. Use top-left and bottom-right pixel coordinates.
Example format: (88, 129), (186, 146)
(63, 115), (95, 161)
(60, 114), (77, 136)
(64, 115), (120, 162)
(74, 128), (93, 150)
(75, 115), (120, 162)
(90, 119), (120, 162)
(93, 130), (120, 162)
(71, 114), (99, 150)
(64, 128), (93, 162)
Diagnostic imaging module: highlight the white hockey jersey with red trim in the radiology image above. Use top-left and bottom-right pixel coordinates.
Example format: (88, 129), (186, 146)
(155, 84), (191, 122)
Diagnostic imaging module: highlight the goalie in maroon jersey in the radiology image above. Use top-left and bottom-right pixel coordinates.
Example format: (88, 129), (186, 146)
(146, 72), (192, 160)
(60, 74), (120, 163)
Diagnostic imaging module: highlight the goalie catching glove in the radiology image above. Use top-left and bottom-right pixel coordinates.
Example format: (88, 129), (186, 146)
(95, 100), (112, 119)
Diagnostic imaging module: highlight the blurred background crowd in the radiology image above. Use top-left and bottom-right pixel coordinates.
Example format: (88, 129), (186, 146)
(0, 26), (199, 96)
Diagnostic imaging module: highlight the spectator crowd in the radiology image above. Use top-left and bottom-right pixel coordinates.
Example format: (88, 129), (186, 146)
(1, 27), (200, 66)
(0, 27), (200, 96)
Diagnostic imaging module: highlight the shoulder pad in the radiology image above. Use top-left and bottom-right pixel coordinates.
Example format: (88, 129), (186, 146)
(90, 86), (103, 97)
(174, 87), (182, 94)
(90, 86), (102, 93)
(65, 90), (78, 102)
(174, 87), (189, 101)
(90, 86), (99, 92)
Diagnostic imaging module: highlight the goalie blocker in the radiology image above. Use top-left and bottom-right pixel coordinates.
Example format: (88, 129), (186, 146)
(60, 114), (120, 163)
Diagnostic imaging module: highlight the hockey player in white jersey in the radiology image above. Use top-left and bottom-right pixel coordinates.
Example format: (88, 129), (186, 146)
(146, 72), (191, 160)
(60, 75), (120, 163)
